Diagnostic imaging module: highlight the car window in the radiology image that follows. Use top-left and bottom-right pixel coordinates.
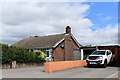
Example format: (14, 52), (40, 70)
(108, 51), (111, 55)
(106, 51), (111, 55)
(92, 51), (105, 55)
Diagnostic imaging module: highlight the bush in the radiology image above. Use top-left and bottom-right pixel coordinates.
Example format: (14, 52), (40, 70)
(2, 44), (15, 64)
(1, 43), (45, 64)
(33, 50), (46, 62)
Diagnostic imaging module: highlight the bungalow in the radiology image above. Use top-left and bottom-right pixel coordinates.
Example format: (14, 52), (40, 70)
(13, 26), (82, 61)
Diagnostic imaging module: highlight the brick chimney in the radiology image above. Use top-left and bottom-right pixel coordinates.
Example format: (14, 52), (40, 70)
(66, 26), (71, 34)
(64, 26), (73, 61)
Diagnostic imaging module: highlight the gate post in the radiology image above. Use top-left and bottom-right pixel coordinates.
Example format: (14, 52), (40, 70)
(81, 49), (84, 60)
(11, 61), (16, 69)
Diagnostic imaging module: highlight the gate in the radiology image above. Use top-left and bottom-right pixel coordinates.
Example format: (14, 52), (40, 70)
(73, 50), (81, 60)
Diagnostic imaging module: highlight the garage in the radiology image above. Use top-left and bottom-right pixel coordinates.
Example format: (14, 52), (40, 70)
(81, 44), (120, 66)
(81, 46), (96, 60)
(97, 45), (120, 66)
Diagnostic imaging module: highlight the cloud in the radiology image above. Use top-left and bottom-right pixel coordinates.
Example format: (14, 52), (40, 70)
(0, 2), (2, 43)
(1, 2), (118, 46)
(100, 16), (112, 21)
(2, 2), (91, 44)
(97, 13), (112, 22)
(77, 24), (118, 45)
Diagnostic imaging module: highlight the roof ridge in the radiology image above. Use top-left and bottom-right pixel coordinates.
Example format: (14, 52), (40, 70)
(30, 33), (65, 38)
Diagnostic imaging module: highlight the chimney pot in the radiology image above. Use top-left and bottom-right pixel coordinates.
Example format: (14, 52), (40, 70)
(66, 26), (71, 34)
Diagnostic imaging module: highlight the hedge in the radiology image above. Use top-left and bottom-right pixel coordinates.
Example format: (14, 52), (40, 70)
(1, 43), (46, 64)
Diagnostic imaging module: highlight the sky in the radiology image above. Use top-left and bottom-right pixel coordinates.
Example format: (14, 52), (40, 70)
(0, 1), (118, 46)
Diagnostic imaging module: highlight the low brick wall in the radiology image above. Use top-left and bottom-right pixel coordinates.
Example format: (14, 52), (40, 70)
(2, 62), (43, 69)
(44, 60), (87, 72)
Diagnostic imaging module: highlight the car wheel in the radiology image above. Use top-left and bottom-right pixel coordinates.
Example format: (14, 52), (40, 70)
(103, 60), (107, 68)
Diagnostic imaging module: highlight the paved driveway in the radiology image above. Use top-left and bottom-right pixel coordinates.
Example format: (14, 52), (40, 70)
(2, 66), (119, 78)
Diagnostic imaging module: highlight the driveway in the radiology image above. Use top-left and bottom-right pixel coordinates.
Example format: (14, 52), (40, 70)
(2, 66), (119, 78)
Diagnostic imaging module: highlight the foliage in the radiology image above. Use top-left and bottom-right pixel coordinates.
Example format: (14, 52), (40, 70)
(0, 44), (2, 64)
(33, 50), (47, 62)
(1, 43), (46, 64)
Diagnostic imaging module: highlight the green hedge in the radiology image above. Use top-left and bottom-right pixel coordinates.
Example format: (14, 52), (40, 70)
(1, 43), (46, 64)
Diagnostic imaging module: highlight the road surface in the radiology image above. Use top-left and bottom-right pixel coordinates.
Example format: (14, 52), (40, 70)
(2, 66), (119, 78)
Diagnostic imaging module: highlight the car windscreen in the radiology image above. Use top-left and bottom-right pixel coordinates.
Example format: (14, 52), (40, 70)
(92, 51), (105, 55)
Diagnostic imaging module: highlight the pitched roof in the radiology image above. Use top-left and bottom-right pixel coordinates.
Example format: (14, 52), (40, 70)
(13, 33), (65, 48)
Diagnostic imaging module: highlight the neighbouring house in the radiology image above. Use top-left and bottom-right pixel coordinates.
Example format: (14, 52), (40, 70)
(13, 26), (82, 61)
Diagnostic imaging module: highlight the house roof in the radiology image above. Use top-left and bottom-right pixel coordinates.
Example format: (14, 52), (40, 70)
(13, 33), (65, 48)
(98, 44), (120, 47)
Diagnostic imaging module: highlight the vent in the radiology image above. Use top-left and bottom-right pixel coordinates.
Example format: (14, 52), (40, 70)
(88, 56), (99, 60)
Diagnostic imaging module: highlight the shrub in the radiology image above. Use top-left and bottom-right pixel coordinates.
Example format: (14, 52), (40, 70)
(33, 50), (46, 62)
(2, 44), (15, 64)
(1, 43), (45, 64)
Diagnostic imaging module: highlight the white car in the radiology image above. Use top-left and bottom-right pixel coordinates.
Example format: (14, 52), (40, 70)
(86, 50), (113, 68)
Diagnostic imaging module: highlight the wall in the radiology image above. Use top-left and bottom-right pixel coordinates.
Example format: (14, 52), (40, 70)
(2, 62), (43, 69)
(118, 47), (120, 67)
(64, 34), (79, 61)
(64, 36), (73, 60)
(44, 60), (87, 72)
(53, 47), (64, 61)
(52, 41), (65, 61)
(53, 35), (79, 61)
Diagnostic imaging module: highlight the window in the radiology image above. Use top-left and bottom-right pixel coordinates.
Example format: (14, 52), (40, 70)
(46, 51), (49, 57)
(92, 51), (105, 55)
(41, 48), (50, 57)
(107, 51), (109, 55)
(107, 51), (111, 55)
(109, 51), (111, 54)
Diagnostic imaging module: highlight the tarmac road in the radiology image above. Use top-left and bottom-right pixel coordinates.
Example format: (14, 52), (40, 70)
(2, 66), (119, 78)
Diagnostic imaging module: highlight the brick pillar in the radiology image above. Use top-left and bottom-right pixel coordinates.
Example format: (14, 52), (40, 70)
(115, 48), (119, 66)
(11, 61), (16, 69)
(118, 47), (120, 67)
